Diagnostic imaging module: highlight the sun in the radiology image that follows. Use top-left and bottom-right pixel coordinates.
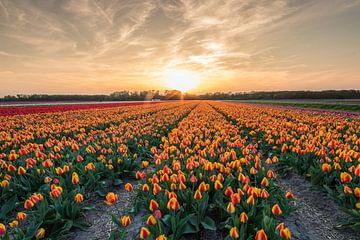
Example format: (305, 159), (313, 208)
(163, 68), (200, 92)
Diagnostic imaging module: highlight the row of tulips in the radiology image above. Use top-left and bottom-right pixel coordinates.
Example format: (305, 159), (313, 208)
(112, 103), (295, 239)
(0, 102), (159, 116)
(210, 102), (360, 228)
(0, 102), (197, 239)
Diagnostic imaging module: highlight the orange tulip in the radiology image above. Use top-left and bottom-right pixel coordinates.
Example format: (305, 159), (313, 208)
(74, 193), (84, 203)
(153, 183), (162, 195)
(149, 199), (159, 211)
(272, 204), (282, 216)
(167, 197), (180, 211)
(0, 223), (6, 237)
(340, 172), (352, 183)
(1, 180), (9, 188)
(354, 187), (360, 198)
(214, 180), (223, 190)
(231, 193), (240, 204)
(280, 227), (292, 240)
(227, 202), (236, 214)
(125, 183), (133, 192)
(142, 183), (150, 192)
(18, 166), (26, 175)
(146, 215), (157, 225)
(140, 227), (150, 239)
(156, 235), (167, 240)
(24, 199), (35, 209)
(261, 177), (269, 187)
(72, 172), (79, 185)
(239, 212), (248, 223)
(321, 163), (332, 173)
(225, 186), (234, 197)
(35, 228), (45, 239)
(121, 215), (131, 227)
(9, 220), (18, 228)
(194, 190), (202, 200)
(246, 195), (254, 205)
(229, 226), (239, 238)
(104, 192), (118, 205)
(17, 212), (27, 222)
(285, 191), (294, 199)
(255, 229), (267, 240)
(343, 186), (353, 195)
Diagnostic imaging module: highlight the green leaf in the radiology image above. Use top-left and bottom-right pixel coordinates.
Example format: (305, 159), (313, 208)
(180, 223), (198, 235)
(201, 216), (216, 231)
(0, 195), (17, 219)
(114, 179), (123, 186)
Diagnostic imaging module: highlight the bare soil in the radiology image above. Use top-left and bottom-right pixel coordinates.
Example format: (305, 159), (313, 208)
(278, 172), (359, 240)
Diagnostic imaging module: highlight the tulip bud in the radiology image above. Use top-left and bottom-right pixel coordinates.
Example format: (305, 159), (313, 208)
(121, 215), (131, 227)
(35, 228), (46, 239)
(229, 226), (239, 238)
(140, 227), (150, 239)
(0, 223), (6, 237)
(125, 183), (133, 192)
(272, 204), (282, 216)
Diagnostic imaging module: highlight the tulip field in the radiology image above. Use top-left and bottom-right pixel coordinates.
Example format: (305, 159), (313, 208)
(0, 101), (359, 240)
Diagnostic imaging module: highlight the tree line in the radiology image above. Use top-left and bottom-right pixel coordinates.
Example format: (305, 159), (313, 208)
(1, 90), (359, 102)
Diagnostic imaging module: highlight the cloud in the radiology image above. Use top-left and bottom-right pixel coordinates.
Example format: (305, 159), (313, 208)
(0, 0), (359, 96)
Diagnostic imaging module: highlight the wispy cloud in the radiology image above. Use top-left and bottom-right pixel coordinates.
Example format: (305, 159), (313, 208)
(0, 0), (359, 96)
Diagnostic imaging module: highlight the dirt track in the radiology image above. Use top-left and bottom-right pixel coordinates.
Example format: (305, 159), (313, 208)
(279, 172), (358, 240)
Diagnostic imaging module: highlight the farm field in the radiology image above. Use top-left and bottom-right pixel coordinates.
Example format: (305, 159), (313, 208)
(232, 100), (360, 112)
(0, 101), (359, 240)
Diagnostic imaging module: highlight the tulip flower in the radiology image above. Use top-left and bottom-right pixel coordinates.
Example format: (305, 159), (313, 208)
(72, 172), (79, 185)
(214, 180), (223, 190)
(18, 166), (26, 175)
(24, 199), (35, 209)
(125, 183), (133, 192)
(255, 229), (267, 240)
(154, 209), (162, 219)
(121, 215), (131, 227)
(167, 197), (180, 211)
(321, 163), (332, 173)
(142, 183), (150, 192)
(227, 202), (235, 214)
(149, 199), (159, 211)
(74, 193), (84, 203)
(9, 220), (18, 228)
(261, 177), (269, 187)
(1, 180), (9, 188)
(194, 189), (202, 200)
(153, 183), (162, 195)
(354, 187), (360, 198)
(340, 172), (352, 183)
(246, 195), (254, 205)
(156, 235), (167, 240)
(0, 223), (6, 236)
(146, 215), (157, 225)
(276, 222), (285, 231)
(225, 186), (234, 197)
(104, 192), (118, 205)
(231, 193), (240, 204)
(35, 228), (46, 239)
(229, 226), (239, 238)
(140, 227), (151, 239)
(280, 227), (292, 240)
(17, 212), (27, 222)
(272, 204), (282, 216)
(239, 212), (248, 223)
(285, 191), (294, 199)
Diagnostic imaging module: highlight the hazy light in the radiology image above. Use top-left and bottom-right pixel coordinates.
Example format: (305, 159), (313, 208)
(163, 68), (200, 92)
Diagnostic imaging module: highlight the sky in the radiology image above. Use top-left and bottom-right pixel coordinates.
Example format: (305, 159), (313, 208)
(0, 0), (359, 96)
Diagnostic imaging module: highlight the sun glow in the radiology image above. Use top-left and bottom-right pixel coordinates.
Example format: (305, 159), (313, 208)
(163, 68), (200, 92)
